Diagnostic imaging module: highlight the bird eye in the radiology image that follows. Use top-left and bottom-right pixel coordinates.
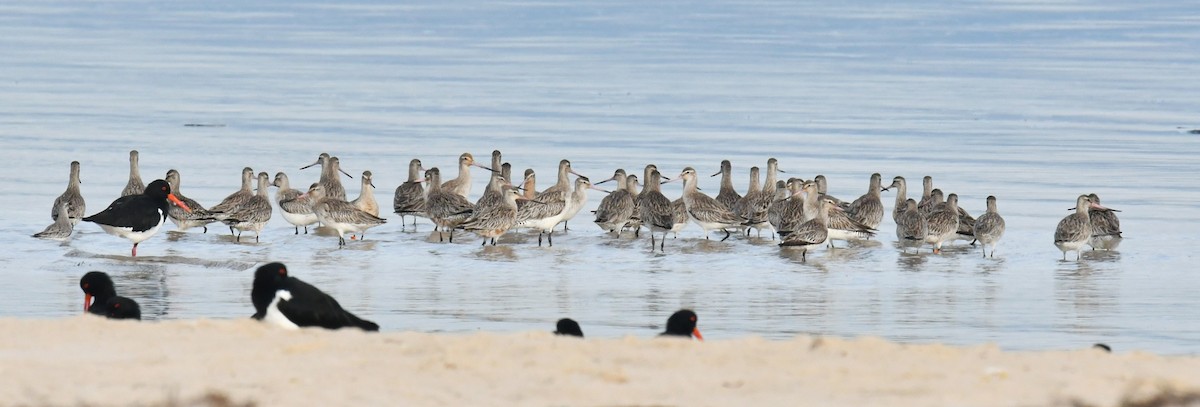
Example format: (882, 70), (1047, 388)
(113, 303), (121, 308)
(279, 268), (286, 275)
(82, 283), (89, 288)
(690, 316), (696, 321)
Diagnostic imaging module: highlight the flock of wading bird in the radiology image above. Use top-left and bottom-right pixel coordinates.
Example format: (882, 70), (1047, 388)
(36, 150), (1123, 260)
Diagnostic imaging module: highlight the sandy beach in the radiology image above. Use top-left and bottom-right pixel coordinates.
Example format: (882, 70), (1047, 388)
(2, 317), (1198, 406)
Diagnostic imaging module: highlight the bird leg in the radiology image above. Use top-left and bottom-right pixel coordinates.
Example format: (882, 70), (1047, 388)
(548, 231), (554, 246)
(720, 229), (731, 242)
(538, 232), (544, 247)
(131, 243), (138, 257)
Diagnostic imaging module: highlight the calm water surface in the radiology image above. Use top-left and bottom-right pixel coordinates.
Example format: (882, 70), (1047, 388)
(1, 0), (1199, 353)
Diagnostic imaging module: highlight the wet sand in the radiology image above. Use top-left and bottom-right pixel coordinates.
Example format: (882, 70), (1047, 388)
(3, 317), (1199, 406)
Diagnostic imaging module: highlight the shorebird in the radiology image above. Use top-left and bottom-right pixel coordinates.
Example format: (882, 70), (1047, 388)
(1055, 194), (1109, 260)
(779, 198), (839, 259)
(928, 189), (977, 244)
(393, 159), (427, 228)
(34, 202), (74, 240)
(441, 152), (493, 199)
(83, 179), (191, 257)
(675, 167), (746, 241)
(164, 169), (218, 233)
(766, 180), (790, 235)
(925, 193), (961, 254)
(350, 170), (379, 217)
(300, 153), (353, 201)
(459, 185), (524, 245)
(562, 176), (608, 231)
(630, 164), (667, 237)
(883, 176), (909, 223)
(120, 150), (145, 197)
(251, 263), (378, 331)
(273, 172), (318, 234)
(973, 195), (1006, 258)
(773, 178), (806, 237)
(424, 168), (475, 243)
(621, 175), (641, 234)
(554, 318), (584, 337)
(516, 159), (581, 246)
(895, 199), (927, 254)
(659, 310), (703, 340)
(1087, 193), (1122, 251)
(594, 169), (634, 233)
(847, 173), (885, 230)
(670, 198), (689, 238)
(712, 160), (741, 210)
(917, 176), (935, 214)
(209, 167), (255, 235)
(51, 161), (85, 226)
(472, 174), (511, 219)
(521, 168), (537, 200)
(737, 158), (782, 238)
(638, 169), (675, 251)
(731, 166), (761, 223)
(221, 172), (273, 242)
(80, 271), (140, 320)
(304, 183), (387, 246)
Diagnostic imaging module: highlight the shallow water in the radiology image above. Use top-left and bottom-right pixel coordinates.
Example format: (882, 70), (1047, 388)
(2, 0), (1199, 353)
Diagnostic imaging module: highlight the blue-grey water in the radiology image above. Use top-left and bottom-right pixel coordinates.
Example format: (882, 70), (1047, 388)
(2, 0), (1198, 353)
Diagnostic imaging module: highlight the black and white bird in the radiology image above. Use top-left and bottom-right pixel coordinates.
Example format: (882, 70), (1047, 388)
(79, 271), (141, 320)
(659, 309), (704, 340)
(83, 179), (191, 257)
(250, 263), (379, 331)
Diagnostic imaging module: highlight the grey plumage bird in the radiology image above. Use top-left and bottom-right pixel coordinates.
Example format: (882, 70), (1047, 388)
(846, 173), (885, 230)
(925, 193), (961, 254)
(165, 169), (218, 233)
(459, 185), (524, 246)
(638, 169), (675, 251)
(973, 195), (1005, 258)
(51, 160), (86, 226)
(305, 183), (386, 246)
(350, 171), (379, 217)
(711, 160), (741, 211)
(34, 202), (75, 240)
(221, 172), (273, 242)
(894, 199), (927, 254)
(883, 176), (909, 224)
(1087, 193), (1122, 251)
(779, 198), (840, 260)
(209, 167), (256, 236)
(425, 168), (475, 243)
(120, 150), (145, 198)
(393, 158), (427, 228)
(274, 172), (317, 235)
(594, 170), (634, 233)
(675, 167), (746, 241)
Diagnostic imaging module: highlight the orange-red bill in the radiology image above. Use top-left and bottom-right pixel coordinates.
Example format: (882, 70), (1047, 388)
(167, 194), (192, 213)
(692, 328), (704, 341)
(84, 293), (92, 312)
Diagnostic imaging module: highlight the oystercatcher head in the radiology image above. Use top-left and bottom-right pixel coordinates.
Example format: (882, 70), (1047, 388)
(80, 271), (117, 314)
(661, 309), (703, 340)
